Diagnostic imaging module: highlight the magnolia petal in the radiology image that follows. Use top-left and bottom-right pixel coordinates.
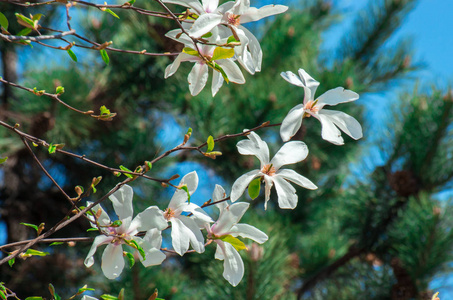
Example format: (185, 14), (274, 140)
(165, 29), (193, 46)
(130, 206), (167, 232)
(84, 235), (112, 267)
(230, 169), (260, 202)
(215, 242), (225, 260)
(281, 71), (304, 87)
(163, 0), (204, 14)
(164, 53), (193, 79)
(319, 109), (363, 140)
(86, 201), (110, 227)
(101, 244), (125, 279)
(240, 4), (288, 23)
(243, 131), (270, 165)
(216, 59), (245, 84)
(280, 104), (305, 142)
(270, 141), (309, 170)
(179, 215), (205, 253)
(109, 185), (134, 221)
(170, 217), (191, 256)
(185, 203), (214, 223)
(82, 296), (98, 300)
(272, 175), (298, 209)
(222, 241), (244, 286)
(202, 0), (219, 13)
(168, 190), (188, 211)
(263, 175), (273, 210)
(239, 26), (262, 72)
(188, 62), (209, 96)
(180, 171), (199, 195)
(213, 184), (227, 203)
(236, 48), (256, 75)
(276, 169), (317, 190)
(315, 113), (344, 145)
(297, 69), (320, 103)
(211, 202), (250, 235)
(143, 228), (163, 249)
(231, 223), (268, 244)
(316, 87), (359, 108)
(141, 248), (166, 267)
(236, 139), (269, 167)
(189, 13), (223, 38)
(211, 68), (224, 96)
(231, 0), (250, 15)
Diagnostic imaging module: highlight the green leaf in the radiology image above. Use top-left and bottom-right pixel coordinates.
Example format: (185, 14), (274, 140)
(179, 185), (191, 204)
(111, 220), (122, 227)
(187, 127), (192, 135)
(55, 86), (65, 95)
(124, 239), (146, 259)
(25, 297), (44, 300)
(125, 252), (135, 268)
(146, 161), (152, 170)
(105, 8), (120, 19)
(118, 288), (124, 300)
(32, 13), (43, 22)
(20, 222), (38, 232)
(48, 143), (57, 154)
(100, 105), (111, 115)
(0, 12), (8, 30)
(227, 35), (239, 44)
(15, 13), (34, 27)
(182, 47), (199, 57)
(78, 287), (95, 293)
(49, 283), (61, 300)
(248, 177), (261, 200)
(49, 242), (64, 246)
(101, 295), (119, 300)
(128, 0), (136, 4)
(210, 62), (229, 83)
(100, 49), (109, 65)
(219, 235), (247, 251)
(211, 47), (235, 61)
(119, 165), (134, 178)
(24, 249), (49, 256)
(201, 32), (212, 38)
(0, 290), (6, 300)
(17, 27), (32, 36)
(206, 135), (214, 152)
(67, 49), (77, 62)
(87, 227), (98, 232)
(8, 258), (15, 267)
(0, 157), (7, 164)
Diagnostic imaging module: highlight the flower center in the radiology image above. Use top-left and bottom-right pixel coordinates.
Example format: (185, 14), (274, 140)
(261, 164), (276, 176)
(227, 13), (241, 26)
(163, 208), (175, 221)
(304, 100), (319, 116)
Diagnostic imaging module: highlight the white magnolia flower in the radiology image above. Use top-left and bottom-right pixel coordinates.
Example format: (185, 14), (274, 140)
(280, 69), (363, 145)
(165, 29), (245, 96)
(82, 296), (98, 300)
(84, 185), (167, 279)
(206, 185), (268, 286)
(163, 171), (213, 255)
(231, 131), (317, 209)
(164, 0), (287, 74)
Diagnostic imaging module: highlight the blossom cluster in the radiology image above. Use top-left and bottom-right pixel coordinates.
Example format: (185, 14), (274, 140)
(85, 68), (363, 287)
(164, 0), (288, 96)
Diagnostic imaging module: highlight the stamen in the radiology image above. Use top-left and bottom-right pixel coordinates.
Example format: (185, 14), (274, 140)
(164, 208), (175, 220)
(304, 100), (319, 114)
(227, 14), (241, 26)
(261, 164), (276, 176)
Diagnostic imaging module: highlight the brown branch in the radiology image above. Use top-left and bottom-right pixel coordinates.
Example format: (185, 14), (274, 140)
(0, 29), (75, 42)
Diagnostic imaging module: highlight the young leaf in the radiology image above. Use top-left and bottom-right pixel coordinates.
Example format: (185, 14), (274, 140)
(8, 258), (15, 268)
(182, 47), (199, 57)
(179, 185), (191, 203)
(105, 8), (120, 19)
(219, 235), (247, 251)
(118, 288), (124, 300)
(100, 49), (109, 65)
(119, 165), (134, 178)
(125, 252), (135, 268)
(211, 47), (235, 61)
(0, 12), (8, 30)
(128, 0), (136, 4)
(227, 35), (239, 44)
(55, 86), (65, 95)
(248, 177), (261, 200)
(201, 32), (212, 38)
(67, 49), (77, 62)
(49, 283), (61, 300)
(25, 297), (44, 300)
(101, 295), (119, 300)
(207, 135), (214, 152)
(49, 242), (64, 246)
(0, 290), (6, 300)
(48, 143), (57, 154)
(15, 13), (34, 28)
(20, 222), (38, 233)
(0, 157), (7, 164)
(111, 220), (122, 227)
(17, 27), (32, 36)
(23, 249), (49, 256)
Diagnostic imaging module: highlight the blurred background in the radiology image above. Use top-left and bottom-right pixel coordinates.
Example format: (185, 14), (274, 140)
(1, 0), (453, 299)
